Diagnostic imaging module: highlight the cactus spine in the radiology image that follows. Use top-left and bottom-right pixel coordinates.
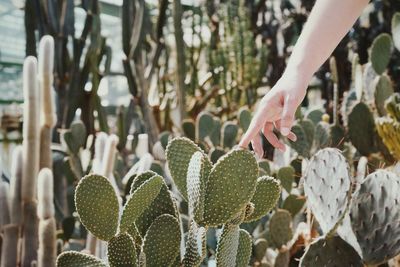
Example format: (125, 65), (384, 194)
(38, 35), (56, 169)
(21, 56), (40, 267)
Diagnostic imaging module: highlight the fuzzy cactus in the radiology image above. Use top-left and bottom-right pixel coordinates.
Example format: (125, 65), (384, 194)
(182, 221), (207, 267)
(22, 56), (40, 267)
(107, 233), (137, 267)
(37, 168), (56, 267)
(38, 35), (56, 169)
(56, 251), (107, 267)
(303, 148), (352, 234)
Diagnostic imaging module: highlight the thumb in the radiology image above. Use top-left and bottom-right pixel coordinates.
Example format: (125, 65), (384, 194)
(280, 95), (297, 136)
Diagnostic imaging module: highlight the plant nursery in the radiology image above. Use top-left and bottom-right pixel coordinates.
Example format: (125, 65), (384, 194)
(0, 0), (400, 266)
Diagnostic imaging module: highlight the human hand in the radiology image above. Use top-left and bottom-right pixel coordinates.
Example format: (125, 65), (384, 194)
(239, 72), (308, 157)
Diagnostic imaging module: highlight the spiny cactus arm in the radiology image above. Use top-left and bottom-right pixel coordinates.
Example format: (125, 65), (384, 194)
(22, 56), (40, 201)
(0, 182), (10, 228)
(349, 170), (400, 265)
(56, 251), (107, 267)
(303, 148), (352, 235)
(269, 209), (293, 249)
(202, 149), (258, 227)
(215, 224), (240, 267)
(101, 134), (119, 177)
(142, 214), (181, 267)
(1, 224), (19, 267)
(166, 137), (211, 200)
(299, 236), (363, 267)
(37, 168), (55, 220)
(38, 35), (56, 128)
(187, 152), (211, 223)
(244, 176), (281, 223)
(38, 218), (57, 267)
(182, 221), (207, 267)
(107, 233), (137, 267)
(120, 175), (163, 233)
(9, 146), (23, 224)
(75, 174), (119, 241)
(235, 229), (252, 267)
(40, 125), (53, 169)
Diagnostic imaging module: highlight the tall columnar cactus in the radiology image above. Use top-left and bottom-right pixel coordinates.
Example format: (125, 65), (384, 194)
(38, 35), (56, 169)
(1, 146), (23, 267)
(37, 168), (56, 267)
(22, 56), (40, 267)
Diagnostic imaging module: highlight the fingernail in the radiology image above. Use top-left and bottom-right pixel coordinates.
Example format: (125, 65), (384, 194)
(281, 127), (290, 136)
(292, 135), (297, 142)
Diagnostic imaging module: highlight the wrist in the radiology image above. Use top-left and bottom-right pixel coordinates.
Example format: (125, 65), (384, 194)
(281, 66), (312, 89)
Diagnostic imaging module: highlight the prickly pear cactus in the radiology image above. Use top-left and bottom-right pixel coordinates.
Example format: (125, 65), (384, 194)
(299, 236), (363, 267)
(349, 170), (400, 265)
(182, 221), (207, 267)
(370, 33), (393, 75)
(56, 251), (107, 267)
(304, 148), (351, 234)
(235, 229), (252, 267)
(221, 121), (239, 149)
(75, 174), (119, 241)
(268, 209), (293, 249)
(107, 233), (137, 267)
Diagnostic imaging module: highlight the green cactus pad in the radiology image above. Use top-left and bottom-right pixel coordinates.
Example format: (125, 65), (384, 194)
(349, 170), (400, 265)
(196, 111), (215, 141)
(209, 147), (226, 164)
(277, 166), (294, 193)
(120, 175), (163, 233)
(75, 174), (119, 241)
(258, 160), (271, 176)
(159, 131), (171, 150)
(238, 107), (252, 131)
(235, 229), (252, 267)
(370, 33), (393, 75)
(253, 238), (268, 262)
(187, 152), (211, 222)
(289, 123), (311, 158)
(130, 171), (177, 236)
(216, 224), (240, 267)
(201, 149), (258, 226)
(63, 121), (87, 154)
(305, 109), (324, 125)
(314, 121), (330, 149)
(303, 148), (351, 234)
(142, 214), (181, 267)
(329, 125), (345, 149)
(275, 251), (290, 267)
(209, 117), (222, 146)
(182, 119), (196, 140)
(221, 121), (239, 149)
(282, 194), (306, 217)
(244, 176), (280, 223)
(348, 102), (377, 156)
(375, 74), (394, 116)
(269, 209), (293, 248)
(56, 251), (107, 267)
(299, 119), (315, 146)
(108, 233), (137, 267)
(182, 221), (207, 267)
(166, 137), (211, 200)
(299, 236), (363, 267)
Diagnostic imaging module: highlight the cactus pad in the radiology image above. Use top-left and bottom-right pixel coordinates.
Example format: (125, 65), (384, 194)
(238, 107), (252, 131)
(277, 166), (294, 193)
(201, 149), (258, 226)
(282, 194), (306, 217)
(75, 174), (119, 241)
(349, 170), (400, 265)
(289, 123), (311, 158)
(269, 209), (293, 248)
(182, 119), (196, 140)
(166, 137), (211, 200)
(304, 148), (351, 234)
(216, 225), (240, 267)
(142, 214), (181, 267)
(56, 251), (106, 267)
(235, 229), (252, 267)
(108, 233), (137, 267)
(374, 74), (394, 116)
(187, 152), (211, 222)
(299, 236), (363, 267)
(370, 33), (393, 75)
(182, 221), (207, 267)
(244, 176), (280, 222)
(196, 111), (215, 141)
(221, 121), (239, 149)
(120, 175), (163, 233)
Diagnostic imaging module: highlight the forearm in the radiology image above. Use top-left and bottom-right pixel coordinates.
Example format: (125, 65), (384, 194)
(284, 0), (369, 83)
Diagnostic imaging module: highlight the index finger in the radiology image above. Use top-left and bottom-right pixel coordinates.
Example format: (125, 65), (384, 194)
(239, 107), (268, 148)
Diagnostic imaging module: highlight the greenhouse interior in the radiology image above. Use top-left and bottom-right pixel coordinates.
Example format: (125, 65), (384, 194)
(0, 0), (400, 266)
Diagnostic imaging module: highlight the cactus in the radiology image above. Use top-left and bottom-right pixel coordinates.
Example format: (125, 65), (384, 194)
(182, 221), (207, 267)
(289, 123), (311, 158)
(21, 56), (40, 267)
(38, 35), (56, 169)
(56, 251), (107, 267)
(370, 33), (393, 75)
(216, 224), (240, 267)
(37, 168), (56, 267)
(142, 214), (181, 267)
(235, 229), (252, 267)
(303, 148), (351, 234)
(282, 194), (306, 217)
(277, 166), (294, 193)
(0, 182), (10, 231)
(107, 233), (137, 267)
(237, 107), (252, 132)
(299, 236), (363, 267)
(221, 121), (239, 149)
(268, 210), (293, 249)
(392, 12), (400, 51)
(182, 119), (196, 140)
(196, 111), (215, 141)
(374, 74), (394, 116)
(253, 238), (268, 263)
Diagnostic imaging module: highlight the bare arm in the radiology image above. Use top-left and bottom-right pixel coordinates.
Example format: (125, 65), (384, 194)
(239, 0), (369, 156)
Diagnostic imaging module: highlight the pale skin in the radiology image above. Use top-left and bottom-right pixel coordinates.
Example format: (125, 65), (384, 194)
(239, 0), (370, 157)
